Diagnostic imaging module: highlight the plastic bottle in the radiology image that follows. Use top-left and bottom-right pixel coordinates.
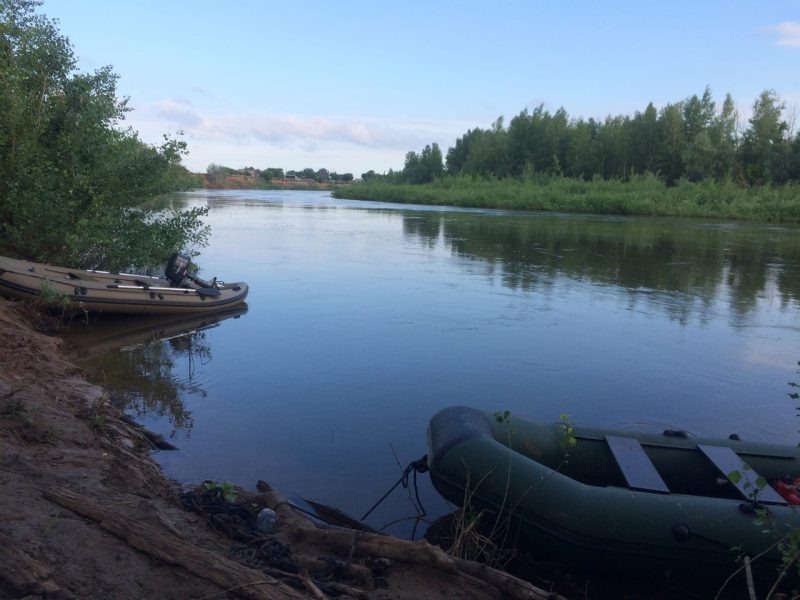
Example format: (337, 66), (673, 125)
(256, 507), (277, 532)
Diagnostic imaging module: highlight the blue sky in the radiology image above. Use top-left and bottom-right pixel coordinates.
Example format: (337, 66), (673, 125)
(43, 0), (800, 176)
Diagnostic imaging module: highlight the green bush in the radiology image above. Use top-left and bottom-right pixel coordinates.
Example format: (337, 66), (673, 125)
(0, 1), (206, 270)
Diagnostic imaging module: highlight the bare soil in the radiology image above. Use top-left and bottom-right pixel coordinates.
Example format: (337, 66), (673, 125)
(0, 298), (559, 600)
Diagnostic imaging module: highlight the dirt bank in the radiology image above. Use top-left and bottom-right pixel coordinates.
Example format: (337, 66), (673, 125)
(0, 298), (559, 600)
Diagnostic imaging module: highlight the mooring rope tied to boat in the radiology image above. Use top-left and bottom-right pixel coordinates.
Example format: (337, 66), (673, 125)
(360, 455), (429, 523)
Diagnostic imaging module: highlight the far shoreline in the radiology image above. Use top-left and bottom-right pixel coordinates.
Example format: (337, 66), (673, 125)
(193, 174), (800, 225)
(331, 175), (800, 224)
(197, 172), (353, 192)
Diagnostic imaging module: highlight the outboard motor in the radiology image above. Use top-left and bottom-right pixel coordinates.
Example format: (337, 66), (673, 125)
(165, 253), (192, 286)
(165, 252), (219, 289)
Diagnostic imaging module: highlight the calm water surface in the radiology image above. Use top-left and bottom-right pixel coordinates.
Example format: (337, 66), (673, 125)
(64, 189), (800, 537)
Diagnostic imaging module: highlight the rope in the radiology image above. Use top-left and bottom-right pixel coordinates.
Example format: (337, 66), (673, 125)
(360, 455), (429, 522)
(180, 488), (259, 541)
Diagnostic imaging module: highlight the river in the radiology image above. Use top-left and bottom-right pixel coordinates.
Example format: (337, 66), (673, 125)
(64, 189), (800, 538)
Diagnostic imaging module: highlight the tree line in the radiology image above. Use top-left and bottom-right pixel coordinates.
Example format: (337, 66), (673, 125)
(0, 0), (205, 270)
(383, 88), (800, 187)
(207, 164), (354, 183)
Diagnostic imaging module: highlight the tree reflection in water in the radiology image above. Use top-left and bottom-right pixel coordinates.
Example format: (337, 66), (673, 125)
(402, 213), (800, 323)
(64, 308), (247, 437)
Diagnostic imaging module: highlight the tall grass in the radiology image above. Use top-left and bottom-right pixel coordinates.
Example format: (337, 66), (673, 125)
(333, 175), (800, 223)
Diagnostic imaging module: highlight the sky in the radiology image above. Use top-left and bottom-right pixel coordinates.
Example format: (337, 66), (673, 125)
(42, 0), (800, 177)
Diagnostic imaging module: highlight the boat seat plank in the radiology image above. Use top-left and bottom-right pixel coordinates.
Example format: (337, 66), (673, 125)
(605, 435), (669, 493)
(44, 268), (100, 282)
(697, 444), (786, 504)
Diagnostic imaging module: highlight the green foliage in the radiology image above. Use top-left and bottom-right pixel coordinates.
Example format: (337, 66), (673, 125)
(740, 90), (788, 185)
(330, 171), (353, 183)
(214, 164), (353, 185)
(372, 86), (799, 192)
(334, 174), (800, 223)
(203, 480), (236, 503)
(261, 167), (284, 180)
(493, 410), (511, 424)
(725, 464), (769, 498)
(558, 413), (576, 451)
(35, 281), (71, 311)
(403, 142), (444, 184)
(0, 0), (206, 270)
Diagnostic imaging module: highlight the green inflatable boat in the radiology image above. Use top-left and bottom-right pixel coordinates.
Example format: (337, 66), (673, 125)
(427, 406), (800, 574)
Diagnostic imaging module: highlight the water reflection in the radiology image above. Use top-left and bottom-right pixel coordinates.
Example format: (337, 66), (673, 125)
(402, 213), (800, 323)
(64, 307), (248, 436)
(167, 190), (800, 324)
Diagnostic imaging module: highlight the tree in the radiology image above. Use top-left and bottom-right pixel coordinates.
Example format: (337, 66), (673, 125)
(261, 167), (284, 180)
(654, 104), (685, 184)
(402, 143), (444, 184)
(0, 0), (206, 269)
(789, 133), (800, 182)
(461, 119), (510, 178)
(595, 115), (631, 180)
(206, 163), (225, 183)
(546, 107), (571, 175)
(382, 86), (797, 188)
(683, 87), (715, 143)
(630, 103), (658, 174)
(683, 131), (715, 181)
(679, 88), (717, 181)
(710, 94), (737, 180)
(421, 142), (444, 181)
(507, 107), (541, 175)
(564, 118), (599, 179)
(446, 128), (481, 175)
(740, 89), (788, 184)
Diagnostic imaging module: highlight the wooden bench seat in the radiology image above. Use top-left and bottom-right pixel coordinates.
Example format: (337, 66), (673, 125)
(606, 435), (669, 493)
(698, 444), (786, 504)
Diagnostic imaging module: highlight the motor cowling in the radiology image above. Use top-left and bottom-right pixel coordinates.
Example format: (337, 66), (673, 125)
(165, 253), (192, 286)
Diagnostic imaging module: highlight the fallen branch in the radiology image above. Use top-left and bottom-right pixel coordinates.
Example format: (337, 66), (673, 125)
(252, 480), (564, 600)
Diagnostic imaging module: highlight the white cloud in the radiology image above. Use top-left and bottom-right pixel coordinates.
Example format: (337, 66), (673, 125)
(152, 98), (204, 128)
(764, 21), (800, 47)
(147, 98), (460, 150)
(127, 98), (471, 174)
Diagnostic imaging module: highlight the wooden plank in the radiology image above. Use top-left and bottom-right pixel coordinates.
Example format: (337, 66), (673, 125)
(605, 435), (669, 493)
(698, 444), (787, 504)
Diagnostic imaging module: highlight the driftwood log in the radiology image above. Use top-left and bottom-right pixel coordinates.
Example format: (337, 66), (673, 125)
(252, 480), (564, 600)
(43, 487), (305, 600)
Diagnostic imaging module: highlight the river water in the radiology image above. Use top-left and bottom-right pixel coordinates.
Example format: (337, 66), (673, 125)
(63, 189), (800, 537)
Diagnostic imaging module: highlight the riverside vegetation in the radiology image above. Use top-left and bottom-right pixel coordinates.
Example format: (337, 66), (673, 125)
(335, 174), (800, 222)
(0, 0), (207, 271)
(335, 88), (800, 223)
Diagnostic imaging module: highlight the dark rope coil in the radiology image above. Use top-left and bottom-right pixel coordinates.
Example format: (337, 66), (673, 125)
(360, 455), (429, 523)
